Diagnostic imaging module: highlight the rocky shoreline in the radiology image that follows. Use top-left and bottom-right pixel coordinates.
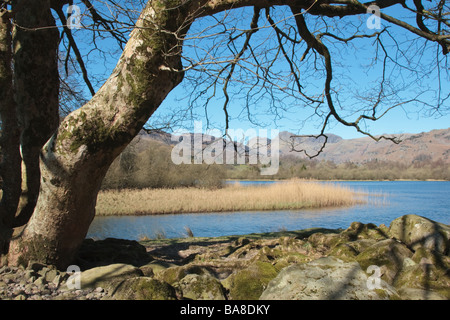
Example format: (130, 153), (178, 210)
(1, 214), (449, 300)
(0, 263), (108, 300)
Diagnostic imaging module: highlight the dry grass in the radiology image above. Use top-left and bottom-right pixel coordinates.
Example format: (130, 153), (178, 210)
(95, 179), (364, 216)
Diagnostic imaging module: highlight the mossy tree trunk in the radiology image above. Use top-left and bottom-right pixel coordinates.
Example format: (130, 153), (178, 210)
(0, 9), (21, 254)
(12, 0), (61, 228)
(1, 0), (60, 255)
(7, 0), (191, 269)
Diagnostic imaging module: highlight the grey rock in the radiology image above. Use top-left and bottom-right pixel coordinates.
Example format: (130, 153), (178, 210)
(260, 257), (398, 300)
(355, 239), (413, 284)
(77, 263), (143, 290)
(52, 274), (62, 287)
(111, 277), (177, 300)
(33, 277), (47, 288)
(389, 214), (450, 254)
(44, 269), (59, 283)
(175, 274), (226, 300)
(398, 287), (447, 300)
(24, 269), (37, 282)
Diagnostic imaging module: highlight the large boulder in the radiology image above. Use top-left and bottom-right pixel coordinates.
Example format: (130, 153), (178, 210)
(111, 277), (177, 300)
(155, 264), (213, 285)
(308, 222), (390, 262)
(175, 274), (226, 300)
(394, 247), (450, 299)
(340, 222), (390, 242)
(260, 257), (398, 300)
(389, 214), (450, 254)
(139, 260), (178, 277)
(356, 239), (413, 284)
(222, 261), (278, 300)
(77, 263), (143, 290)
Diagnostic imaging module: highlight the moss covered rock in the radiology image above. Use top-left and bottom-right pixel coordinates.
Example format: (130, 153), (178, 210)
(329, 243), (359, 261)
(156, 264), (213, 285)
(307, 232), (341, 249)
(260, 256), (399, 300)
(397, 288), (448, 300)
(175, 274), (226, 300)
(394, 247), (450, 299)
(222, 261), (278, 300)
(340, 222), (390, 241)
(308, 223), (388, 261)
(356, 239), (413, 284)
(111, 277), (177, 300)
(139, 260), (178, 277)
(389, 214), (450, 254)
(79, 263), (143, 290)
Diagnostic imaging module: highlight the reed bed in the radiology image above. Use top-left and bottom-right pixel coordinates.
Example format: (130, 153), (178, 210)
(96, 179), (365, 216)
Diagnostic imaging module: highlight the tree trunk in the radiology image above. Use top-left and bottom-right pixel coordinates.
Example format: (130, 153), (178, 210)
(0, 10), (21, 254)
(8, 0), (189, 269)
(12, 0), (60, 227)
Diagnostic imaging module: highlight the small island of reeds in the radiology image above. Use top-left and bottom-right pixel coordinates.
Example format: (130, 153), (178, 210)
(96, 179), (365, 216)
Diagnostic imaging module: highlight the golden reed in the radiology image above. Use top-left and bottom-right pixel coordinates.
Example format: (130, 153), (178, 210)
(96, 179), (364, 216)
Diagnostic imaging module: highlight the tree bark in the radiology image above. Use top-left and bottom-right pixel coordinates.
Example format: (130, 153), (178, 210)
(0, 9), (21, 254)
(8, 0), (189, 268)
(12, 0), (60, 228)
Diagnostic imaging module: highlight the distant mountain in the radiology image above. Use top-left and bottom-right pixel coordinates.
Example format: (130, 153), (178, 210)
(134, 127), (450, 164)
(278, 128), (450, 164)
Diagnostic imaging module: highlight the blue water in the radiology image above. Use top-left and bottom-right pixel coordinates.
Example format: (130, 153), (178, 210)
(86, 181), (450, 241)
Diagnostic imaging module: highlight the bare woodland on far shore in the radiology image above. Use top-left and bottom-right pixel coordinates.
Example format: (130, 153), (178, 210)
(101, 140), (450, 192)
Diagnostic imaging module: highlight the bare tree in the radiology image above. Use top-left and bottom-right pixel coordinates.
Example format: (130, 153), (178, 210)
(182, 2), (449, 156)
(0, 0), (448, 268)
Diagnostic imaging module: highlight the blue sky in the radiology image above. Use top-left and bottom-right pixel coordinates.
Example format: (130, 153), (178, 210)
(158, 84), (450, 140)
(68, 1), (449, 140)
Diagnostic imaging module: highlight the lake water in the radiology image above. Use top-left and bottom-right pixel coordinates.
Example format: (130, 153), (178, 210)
(86, 181), (450, 241)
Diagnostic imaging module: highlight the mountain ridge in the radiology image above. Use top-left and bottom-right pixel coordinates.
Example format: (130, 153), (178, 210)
(291, 128), (450, 164)
(136, 127), (450, 164)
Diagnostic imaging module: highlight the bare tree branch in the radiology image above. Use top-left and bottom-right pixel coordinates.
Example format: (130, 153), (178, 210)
(55, 6), (96, 96)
